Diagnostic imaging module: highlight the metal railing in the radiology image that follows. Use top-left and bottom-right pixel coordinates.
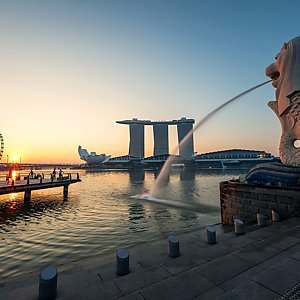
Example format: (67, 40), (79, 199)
(0, 172), (80, 186)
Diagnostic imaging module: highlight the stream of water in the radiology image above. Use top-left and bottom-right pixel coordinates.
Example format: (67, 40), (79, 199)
(149, 79), (272, 197)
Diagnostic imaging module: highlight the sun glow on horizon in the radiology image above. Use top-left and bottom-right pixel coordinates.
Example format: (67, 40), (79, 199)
(12, 155), (19, 163)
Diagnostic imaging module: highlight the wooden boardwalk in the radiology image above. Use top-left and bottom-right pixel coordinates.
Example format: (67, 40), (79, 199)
(0, 173), (81, 200)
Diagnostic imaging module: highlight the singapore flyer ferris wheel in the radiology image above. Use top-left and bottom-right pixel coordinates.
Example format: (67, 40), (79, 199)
(0, 133), (4, 162)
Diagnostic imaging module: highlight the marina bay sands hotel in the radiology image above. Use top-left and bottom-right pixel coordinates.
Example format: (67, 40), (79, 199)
(116, 117), (195, 159)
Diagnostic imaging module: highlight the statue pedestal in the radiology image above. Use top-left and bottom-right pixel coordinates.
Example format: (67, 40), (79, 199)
(220, 180), (300, 225)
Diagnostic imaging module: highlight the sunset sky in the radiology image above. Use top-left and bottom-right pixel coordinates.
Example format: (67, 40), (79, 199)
(1, 1), (300, 163)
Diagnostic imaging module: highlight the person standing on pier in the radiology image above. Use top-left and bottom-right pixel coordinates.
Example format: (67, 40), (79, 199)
(6, 167), (12, 183)
(52, 167), (56, 179)
(59, 167), (63, 178)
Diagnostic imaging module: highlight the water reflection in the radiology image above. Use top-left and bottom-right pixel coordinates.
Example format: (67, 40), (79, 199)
(150, 205), (172, 235)
(128, 202), (145, 223)
(180, 168), (196, 181)
(0, 196), (71, 228)
(129, 169), (145, 182)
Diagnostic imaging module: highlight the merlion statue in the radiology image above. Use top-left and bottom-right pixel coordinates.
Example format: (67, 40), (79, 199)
(245, 37), (300, 186)
(265, 36), (300, 166)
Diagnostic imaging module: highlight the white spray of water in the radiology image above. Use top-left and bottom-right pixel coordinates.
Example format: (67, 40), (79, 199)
(131, 194), (195, 210)
(130, 194), (219, 212)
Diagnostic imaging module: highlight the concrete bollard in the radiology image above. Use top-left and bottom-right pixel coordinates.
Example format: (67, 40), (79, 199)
(168, 236), (180, 257)
(38, 266), (58, 300)
(257, 213), (268, 227)
(205, 226), (216, 245)
(116, 249), (129, 275)
(272, 210), (280, 222)
(234, 218), (245, 235)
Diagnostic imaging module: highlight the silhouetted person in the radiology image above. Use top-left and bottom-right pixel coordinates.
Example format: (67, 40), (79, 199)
(7, 168), (12, 183)
(59, 168), (63, 178)
(52, 167), (56, 179)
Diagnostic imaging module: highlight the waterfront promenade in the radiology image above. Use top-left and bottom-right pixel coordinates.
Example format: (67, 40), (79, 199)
(0, 217), (299, 299)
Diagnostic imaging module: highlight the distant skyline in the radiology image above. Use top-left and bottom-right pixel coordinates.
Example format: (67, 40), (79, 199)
(1, 0), (300, 163)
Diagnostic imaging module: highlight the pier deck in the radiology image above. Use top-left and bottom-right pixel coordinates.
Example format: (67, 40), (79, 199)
(0, 173), (81, 200)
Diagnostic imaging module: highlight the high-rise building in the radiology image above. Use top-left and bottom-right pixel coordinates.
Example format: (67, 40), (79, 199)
(177, 117), (194, 159)
(116, 117), (195, 159)
(153, 124), (169, 156)
(129, 123), (145, 158)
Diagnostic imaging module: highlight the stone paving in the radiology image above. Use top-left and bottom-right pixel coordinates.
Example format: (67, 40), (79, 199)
(0, 217), (299, 300)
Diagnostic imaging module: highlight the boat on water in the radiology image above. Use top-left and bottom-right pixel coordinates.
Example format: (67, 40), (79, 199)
(78, 146), (111, 165)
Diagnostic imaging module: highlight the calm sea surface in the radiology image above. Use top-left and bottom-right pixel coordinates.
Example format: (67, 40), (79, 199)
(0, 168), (247, 279)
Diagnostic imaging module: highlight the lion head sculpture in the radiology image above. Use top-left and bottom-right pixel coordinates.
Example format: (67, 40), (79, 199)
(265, 36), (300, 166)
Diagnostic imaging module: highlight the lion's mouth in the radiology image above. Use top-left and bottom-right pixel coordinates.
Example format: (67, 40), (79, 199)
(265, 62), (280, 86)
(269, 71), (280, 80)
(266, 71), (280, 88)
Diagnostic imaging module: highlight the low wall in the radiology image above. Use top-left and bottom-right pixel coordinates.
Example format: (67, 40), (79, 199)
(220, 180), (300, 225)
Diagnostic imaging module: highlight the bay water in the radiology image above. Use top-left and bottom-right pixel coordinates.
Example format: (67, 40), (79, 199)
(0, 168), (246, 279)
